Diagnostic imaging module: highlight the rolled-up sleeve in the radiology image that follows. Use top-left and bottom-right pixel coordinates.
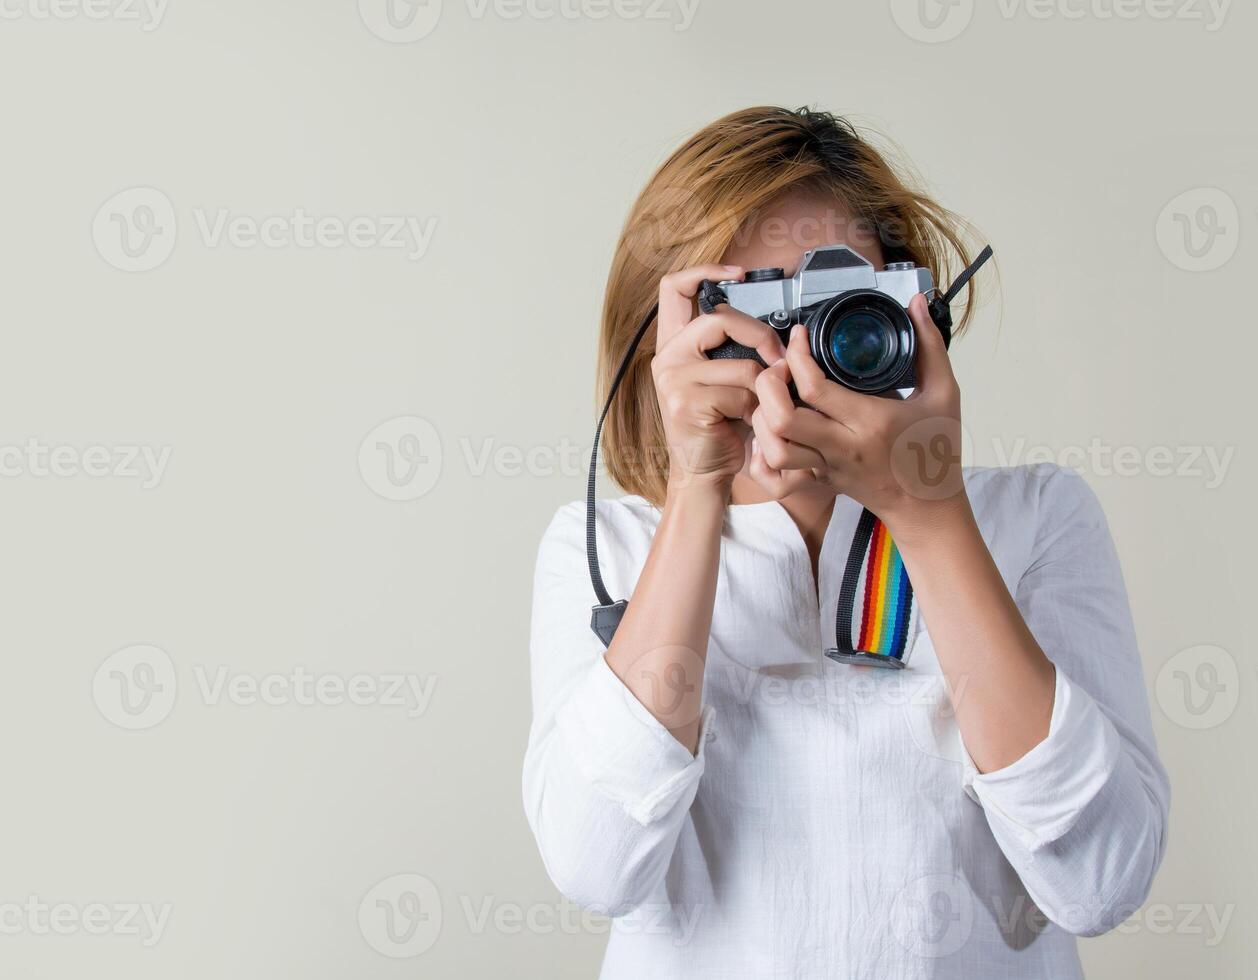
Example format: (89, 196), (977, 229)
(522, 502), (710, 917)
(959, 466), (1170, 936)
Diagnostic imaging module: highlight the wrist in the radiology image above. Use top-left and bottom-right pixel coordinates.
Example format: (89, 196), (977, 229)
(880, 491), (977, 551)
(660, 474), (729, 546)
(665, 470), (734, 504)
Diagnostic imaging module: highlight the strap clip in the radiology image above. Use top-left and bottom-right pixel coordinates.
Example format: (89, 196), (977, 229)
(590, 600), (628, 648)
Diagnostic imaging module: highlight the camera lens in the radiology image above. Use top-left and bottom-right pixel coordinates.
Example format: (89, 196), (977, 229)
(828, 311), (895, 379)
(809, 291), (916, 393)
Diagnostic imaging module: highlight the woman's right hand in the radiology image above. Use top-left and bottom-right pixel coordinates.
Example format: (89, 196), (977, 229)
(650, 264), (788, 493)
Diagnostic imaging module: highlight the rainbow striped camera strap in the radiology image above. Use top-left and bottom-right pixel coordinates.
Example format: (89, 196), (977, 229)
(825, 508), (919, 669)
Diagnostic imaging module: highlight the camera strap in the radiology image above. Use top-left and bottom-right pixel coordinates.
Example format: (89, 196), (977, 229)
(824, 509), (919, 668)
(585, 245), (994, 653)
(587, 303), (659, 646)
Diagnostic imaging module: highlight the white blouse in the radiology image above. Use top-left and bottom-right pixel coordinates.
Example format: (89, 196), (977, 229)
(523, 464), (1169, 979)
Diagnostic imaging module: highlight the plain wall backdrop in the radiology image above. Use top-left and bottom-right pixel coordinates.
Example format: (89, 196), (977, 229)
(0, 0), (1253, 976)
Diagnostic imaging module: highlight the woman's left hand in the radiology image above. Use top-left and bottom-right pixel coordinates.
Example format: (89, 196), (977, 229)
(749, 294), (968, 538)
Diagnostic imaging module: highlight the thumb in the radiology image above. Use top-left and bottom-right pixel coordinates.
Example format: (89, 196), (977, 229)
(908, 293), (955, 395)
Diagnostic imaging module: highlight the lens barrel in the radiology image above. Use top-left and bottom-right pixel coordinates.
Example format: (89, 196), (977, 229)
(807, 291), (916, 393)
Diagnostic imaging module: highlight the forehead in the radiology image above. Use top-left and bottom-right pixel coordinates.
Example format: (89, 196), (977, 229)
(721, 191), (884, 274)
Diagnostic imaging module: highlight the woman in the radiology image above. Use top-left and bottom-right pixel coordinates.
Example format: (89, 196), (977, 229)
(523, 106), (1168, 978)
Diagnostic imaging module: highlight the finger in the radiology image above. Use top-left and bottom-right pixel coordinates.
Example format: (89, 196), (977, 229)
(698, 384), (757, 423)
(657, 264), (745, 350)
(749, 438), (816, 498)
(784, 325), (865, 431)
(673, 357), (764, 392)
(774, 408), (854, 466)
(753, 358), (796, 431)
(908, 293), (956, 396)
(750, 407), (826, 471)
(755, 358), (855, 465)
(681, 309), (787, 365)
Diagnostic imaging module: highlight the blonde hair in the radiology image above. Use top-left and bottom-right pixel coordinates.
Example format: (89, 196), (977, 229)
(598, 106), (984, 505)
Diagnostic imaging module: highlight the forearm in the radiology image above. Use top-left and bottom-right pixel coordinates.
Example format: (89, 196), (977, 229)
(604, 479), (727, 753)
(888, 497), (1056, 773)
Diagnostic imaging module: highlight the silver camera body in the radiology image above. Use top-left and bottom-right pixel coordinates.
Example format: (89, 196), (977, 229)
(705, 245), (939, 394)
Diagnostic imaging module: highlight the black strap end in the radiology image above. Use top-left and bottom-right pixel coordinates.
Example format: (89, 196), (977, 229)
(697, 280), (727, 315)
(824, 649), (907, 670)
(928, 296), (953, 350)
(590, 600), (628, 648)
(928, 244), (994, 352)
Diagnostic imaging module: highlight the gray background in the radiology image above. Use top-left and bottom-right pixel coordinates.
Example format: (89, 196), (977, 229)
(0, 0), (1253, 976)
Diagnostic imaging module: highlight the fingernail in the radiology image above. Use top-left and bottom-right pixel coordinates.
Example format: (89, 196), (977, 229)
(723, 264), (743, 272)
(790, 325), (804, 342)
(750, 438), (760, 457)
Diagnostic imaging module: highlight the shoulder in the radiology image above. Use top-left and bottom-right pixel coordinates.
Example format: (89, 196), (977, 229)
(536, 495), (661, 569)
(963, 464), (1110, 577)
(965, 463), (1104, 524)
(541, 495), (659, 541)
